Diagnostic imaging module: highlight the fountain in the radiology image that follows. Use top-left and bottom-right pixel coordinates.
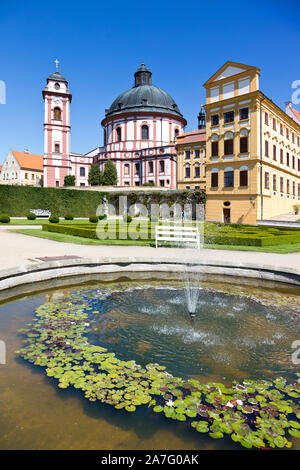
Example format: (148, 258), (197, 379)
(181, 201), (204, 317)
(183, 265), (201, 318)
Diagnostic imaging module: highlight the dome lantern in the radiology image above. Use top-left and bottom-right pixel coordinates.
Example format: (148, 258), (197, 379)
(134, 62), (152, 87)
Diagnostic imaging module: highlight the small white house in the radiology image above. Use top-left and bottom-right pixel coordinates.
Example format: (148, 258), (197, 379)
(0, 150), (43, 186)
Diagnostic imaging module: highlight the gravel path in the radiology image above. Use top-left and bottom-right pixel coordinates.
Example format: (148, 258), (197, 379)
(1, 228), (300, 272)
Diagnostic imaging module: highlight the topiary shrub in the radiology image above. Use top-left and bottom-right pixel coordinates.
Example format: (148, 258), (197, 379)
(98, 214), (107, 220)
(123, 215), (132, 223)
(64, 214), (74, 220)
(0, 214), (10, 223)
(89, 215), (98, 223)
(26, 212), (37, 220)
(48, 216), (59, 224)
(64, 175), (76, 187)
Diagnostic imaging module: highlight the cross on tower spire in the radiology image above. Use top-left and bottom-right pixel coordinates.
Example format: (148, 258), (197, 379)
(54, 59), (59, 72)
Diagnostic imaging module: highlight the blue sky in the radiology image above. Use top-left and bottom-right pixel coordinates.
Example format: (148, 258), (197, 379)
(0, 0), (299, 164)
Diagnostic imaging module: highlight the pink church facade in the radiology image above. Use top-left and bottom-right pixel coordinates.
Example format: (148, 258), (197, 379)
(42, 63), (187, 188)
(42, 69), (92, 187)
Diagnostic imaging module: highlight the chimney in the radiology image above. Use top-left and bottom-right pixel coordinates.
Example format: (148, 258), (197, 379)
(24, 148), (29, 154)
(285, 101), (292, 113)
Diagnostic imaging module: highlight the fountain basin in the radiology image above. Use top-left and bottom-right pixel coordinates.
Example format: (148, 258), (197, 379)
(0, 274), (299, 450)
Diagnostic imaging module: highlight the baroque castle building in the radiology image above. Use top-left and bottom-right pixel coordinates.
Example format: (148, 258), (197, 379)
(42, 62), (186, 188)
(2, 59), (298, 225)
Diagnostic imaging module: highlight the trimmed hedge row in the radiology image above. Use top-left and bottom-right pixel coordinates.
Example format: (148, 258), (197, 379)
(43, 224), (99, 240)
(205, 234), (300, 247)
(42, 223), (156, 240)
(0, 185), (108, 217)
(42, 222), (300, 247)
(204, 223), (300, 246)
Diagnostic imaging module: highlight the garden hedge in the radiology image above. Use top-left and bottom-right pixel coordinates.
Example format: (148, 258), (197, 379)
(205, 234), (300, 247)
(42, 221), (300, 247)
(0, 185), (108, 217)
(42, 223), (155, 240)
(0, 185), (206, 217)
(204, 223), (300, 246)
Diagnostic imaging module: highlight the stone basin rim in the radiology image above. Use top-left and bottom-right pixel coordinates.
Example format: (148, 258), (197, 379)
(0, 256), (299, 293)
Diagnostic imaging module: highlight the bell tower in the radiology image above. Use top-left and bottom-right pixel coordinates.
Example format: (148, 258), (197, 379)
(198, 105), (206, 129)
(42, 60), (72, 187)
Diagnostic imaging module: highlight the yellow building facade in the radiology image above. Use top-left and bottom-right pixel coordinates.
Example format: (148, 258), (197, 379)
(176, 128), (206, 190)
(202, 61), (300, 224)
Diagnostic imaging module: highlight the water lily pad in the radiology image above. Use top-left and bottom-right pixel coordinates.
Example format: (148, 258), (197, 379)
(209, 431), (223, 439)
(288, 428), (300, 438)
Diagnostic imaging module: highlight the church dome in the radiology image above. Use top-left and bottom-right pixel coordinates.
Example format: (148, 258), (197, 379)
(105, 63), (184, 120)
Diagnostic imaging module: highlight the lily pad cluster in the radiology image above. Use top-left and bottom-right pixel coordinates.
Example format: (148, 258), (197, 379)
(16, 287), (300, 450)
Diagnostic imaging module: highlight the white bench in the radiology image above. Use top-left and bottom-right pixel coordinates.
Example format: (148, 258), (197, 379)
(30, 209), (51, 218)
(155, 225), (200, 249)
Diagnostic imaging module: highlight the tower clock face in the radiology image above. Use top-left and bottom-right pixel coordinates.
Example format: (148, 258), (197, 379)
(54, 83), (60, 90)
(54, 98), (61, 104)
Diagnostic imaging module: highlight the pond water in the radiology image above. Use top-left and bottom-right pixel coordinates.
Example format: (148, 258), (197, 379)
(88, 287), (300, 383)
(0, 277), (299, 450)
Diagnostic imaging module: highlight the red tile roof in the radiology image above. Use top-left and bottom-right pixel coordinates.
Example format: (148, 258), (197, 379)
(176, 129), (206, 145)
(12, 150), (43, 171)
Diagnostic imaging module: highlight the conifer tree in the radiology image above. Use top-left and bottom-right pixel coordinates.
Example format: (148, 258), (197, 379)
(64, 175), (76, 186)
(102, 159), (118, 185)
(88, 163), (103, 186)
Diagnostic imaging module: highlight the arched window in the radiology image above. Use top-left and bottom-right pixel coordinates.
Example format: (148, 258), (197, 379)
(174, 128), (179, 139)
(116, 127), (122, 142)
(211, 134), (219, 157)
(80, 167), (85, 177)
(239, 165), (248, 187)
(224, 167), (234, 187)
(141, 125), (149, 140)
(224, 132), (234, 155)
(54, 107), (61, 120)
(240, 129), (248, 154)
(211, 167), (219, 187)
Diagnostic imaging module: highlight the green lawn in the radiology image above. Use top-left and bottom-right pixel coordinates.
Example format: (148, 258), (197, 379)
(40, 220), (300, 248)
(13, 229), (153, 246)
(0, 218), (90, 225)
(13, 228), (300, 253)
